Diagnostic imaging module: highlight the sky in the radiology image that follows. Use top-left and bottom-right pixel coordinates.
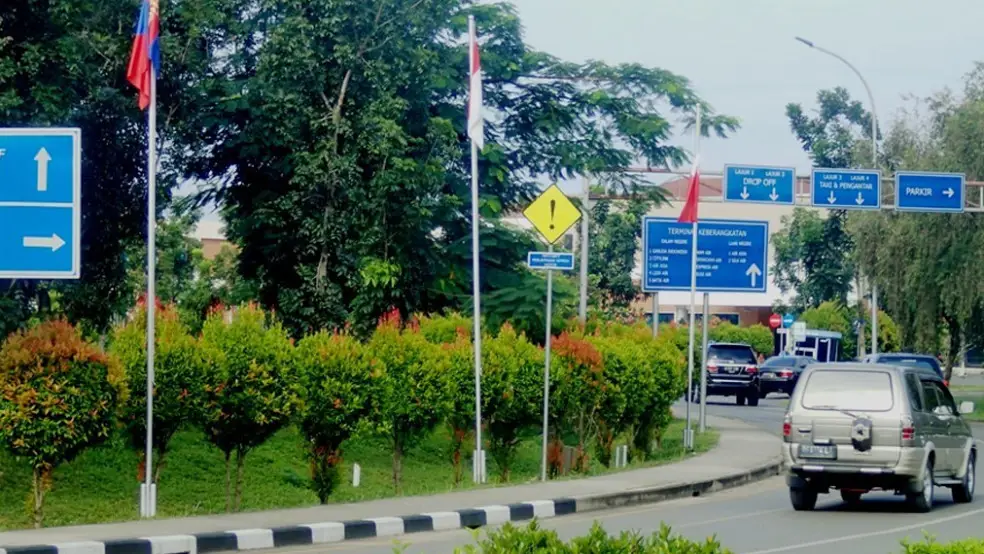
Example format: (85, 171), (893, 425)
(196, 0), (984, 222)
(509, 0), (984, 179)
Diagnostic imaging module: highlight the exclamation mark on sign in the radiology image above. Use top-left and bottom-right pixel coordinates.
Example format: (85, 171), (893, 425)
(549, 199), (556, 229)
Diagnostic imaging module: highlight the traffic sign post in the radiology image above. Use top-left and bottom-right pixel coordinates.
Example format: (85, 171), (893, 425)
(0, 128), (81, 279)
(895, 171), (965, 213)
(527, 251), (575, 271)
(783, 314), (795, 328)
(723, 164), (795, 205)
(811, 168), (881, 209)
(641, 217), (769, 293)
(523, 185), (582, 482)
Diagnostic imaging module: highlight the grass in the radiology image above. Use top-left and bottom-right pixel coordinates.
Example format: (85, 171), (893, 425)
(0, 419), (717, 531)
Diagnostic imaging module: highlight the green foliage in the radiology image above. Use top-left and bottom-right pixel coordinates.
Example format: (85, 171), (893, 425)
(295, 331), (373, 503)
(482, 325), (543, 481)
(483, 268), (577, 344)
(708, 322), (773, 358)
(586, 335), (647, 466)
(454, 521), (732, 554)
(365, 313), (451, 492)
(109, 303), (214, 478)
(199, 304), (299, 511)
(786, 87), (877, 169)
(0, 320), (127, 527)
(177, 245), (260, 334)
(440, 331), (475, 485)
(417, 313), (474, 344)
(901, 536), (984, 553)
(800, 301), (853, 357)
(771, 208), (855, 311)
(588, 197), (657, 314)
(550, 333), (606, 472)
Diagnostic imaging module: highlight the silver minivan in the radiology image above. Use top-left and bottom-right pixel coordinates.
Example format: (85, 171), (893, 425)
(781, 363), (976, 512)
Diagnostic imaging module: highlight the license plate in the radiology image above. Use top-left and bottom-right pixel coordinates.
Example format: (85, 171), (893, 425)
(799, 444), (837, 460)
(761, 372), (776, 380)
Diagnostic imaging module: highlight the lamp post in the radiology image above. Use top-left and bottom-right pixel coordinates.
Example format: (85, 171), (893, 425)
(795, 36), (880, 356)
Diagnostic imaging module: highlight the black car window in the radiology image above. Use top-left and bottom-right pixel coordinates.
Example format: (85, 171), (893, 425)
(762, 357), (797, 368)
(904, 372), (923, 412)
(878, 356), (942, 378)
(936, 383), (960, 415)
(920, 380), (942, 413)
(707, 345), (756, 364)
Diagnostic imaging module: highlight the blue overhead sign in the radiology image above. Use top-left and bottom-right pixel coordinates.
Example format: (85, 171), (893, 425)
(527, 251), (575, 271)
(723, 164), (796, 205)
(0, 128), (81, 279)
(811, 168), (881, 210)
(895, 171), (965, 213)
(641, 217), (769, 293)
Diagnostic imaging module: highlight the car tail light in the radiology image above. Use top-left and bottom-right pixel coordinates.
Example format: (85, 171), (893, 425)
(901, 415), (915, 442)
(707, 364), (718, 373)
(778, 369), (793, 379)
(783, 414), (792, 438)
(944, 379), (949, 387)
(746, 365), (758, 375)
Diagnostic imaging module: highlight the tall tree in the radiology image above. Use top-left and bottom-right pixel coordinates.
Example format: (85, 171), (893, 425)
(183, 0), (739, 337)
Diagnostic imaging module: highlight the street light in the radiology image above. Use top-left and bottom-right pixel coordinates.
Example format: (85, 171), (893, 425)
(795, 36), (880, 355)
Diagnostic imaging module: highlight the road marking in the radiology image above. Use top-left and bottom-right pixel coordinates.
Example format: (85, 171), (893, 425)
(740, 506), (984, 554)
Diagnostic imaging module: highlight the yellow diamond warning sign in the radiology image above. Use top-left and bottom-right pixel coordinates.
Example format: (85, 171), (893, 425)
(522, 184), (582, 245)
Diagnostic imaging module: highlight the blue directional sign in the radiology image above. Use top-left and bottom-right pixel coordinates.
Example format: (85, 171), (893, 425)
(811, 168), (881, 210)
(527, 251), (575, 271)
(0, 128), (81, 279)
(723, 164), (796, 205)
(783, 314), (795, 328)
(895, 171), (965, 213)
(641, 217), (769, 293)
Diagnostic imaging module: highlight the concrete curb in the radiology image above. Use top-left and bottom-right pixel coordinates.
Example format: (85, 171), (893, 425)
(0, 458), (784, 554)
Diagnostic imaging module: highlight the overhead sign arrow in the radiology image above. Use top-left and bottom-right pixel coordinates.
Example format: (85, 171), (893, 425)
(34, 147), (51, 192)
(856, 192), (865, 205)
(944, 187), (955, 198)
(23, 234), (66, 252)
(769, 188), (779, 201)
(740, 186), (750, 200)
(827, 191), (836, 204)
(745, 263), (762, 287)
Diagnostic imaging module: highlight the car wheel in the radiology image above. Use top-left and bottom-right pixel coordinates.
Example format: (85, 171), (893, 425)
(736, 394), (746, 406)
(906, 458), (935, 513)
(790, 487), (817, 511)
(952, 451), (976, 504)
(840, 490), (863, 505)
(747, 393), (760, 407)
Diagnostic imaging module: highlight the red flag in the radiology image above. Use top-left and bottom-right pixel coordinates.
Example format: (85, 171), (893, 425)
(126, 0), (160, 110)
(678, 159), (700, 223)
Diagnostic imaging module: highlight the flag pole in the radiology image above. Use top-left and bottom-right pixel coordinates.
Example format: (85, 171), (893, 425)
(142, 65), (158, 519)
(684, 105), (702, 451)
(468, 15), (484, 485)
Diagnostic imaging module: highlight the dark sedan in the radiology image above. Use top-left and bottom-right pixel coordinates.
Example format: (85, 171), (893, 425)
(758, 355), (814, 397)
(862, 352), (948, 386)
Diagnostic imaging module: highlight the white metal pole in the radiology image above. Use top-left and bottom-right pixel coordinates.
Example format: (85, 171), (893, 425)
(684, 105), (701, 451)
(541, 244), (554, 481)
(651, 293), (659, 338)
(578, 175), (589, 323)
(468, 17), (484, 485)
(142, 67), (158, 519)
(699, 292), (709, 433)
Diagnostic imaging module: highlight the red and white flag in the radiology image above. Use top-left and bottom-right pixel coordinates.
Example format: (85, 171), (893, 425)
(467, 19), (484, 149)
(678, 156), (700, 223)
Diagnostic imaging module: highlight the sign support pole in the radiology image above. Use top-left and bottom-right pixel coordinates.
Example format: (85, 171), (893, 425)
(651, 293), (659, 338)
(699, 292), (709, 433)
(578, 174), (589, 323)
(540, 243), (554, 482)
(468, 15), (484, 485)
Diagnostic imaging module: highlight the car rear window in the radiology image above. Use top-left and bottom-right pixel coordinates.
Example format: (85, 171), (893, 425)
(707, 345), (756, 364)
(801, 370), (894, 412)
(762, 357), (796, 368)
(878, 357), (941, 376)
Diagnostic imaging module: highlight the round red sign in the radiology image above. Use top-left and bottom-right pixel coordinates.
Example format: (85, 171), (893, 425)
(769, 313), (782, 329)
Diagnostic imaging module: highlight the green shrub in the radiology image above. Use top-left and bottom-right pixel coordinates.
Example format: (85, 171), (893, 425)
(901, 536), (984, 553)
(0, 320), (127, 528)
(585, 335), (635, 466)
(110, 303), (214, 482)
(366, 311), (451, 492)
(453, 521), (732, 554)
(550, 333), (605, 472)
(482, 324), (543, 481)
(441, 331), (475, 486)
(295, 331), (372, 503)
(200, 304), (299, 512)
(417, 313), (474, 344)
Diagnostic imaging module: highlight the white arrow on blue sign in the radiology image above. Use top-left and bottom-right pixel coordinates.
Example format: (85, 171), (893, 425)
(0, 128), (81, 279)
(810, 168), (881, 210)
(641, 217), (769, 293)
(527, 251), (575, 271)
(895, 171), (965, 213)
(723, 164), (796, 205)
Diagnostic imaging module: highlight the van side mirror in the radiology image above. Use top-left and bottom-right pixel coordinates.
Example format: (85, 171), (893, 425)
(959, 401), (975, 415)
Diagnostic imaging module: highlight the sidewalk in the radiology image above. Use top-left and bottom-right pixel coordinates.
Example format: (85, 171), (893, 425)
(0, 414), (781, 549)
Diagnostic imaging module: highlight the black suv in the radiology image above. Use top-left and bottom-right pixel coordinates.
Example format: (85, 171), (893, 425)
(698, 342), (761, 406)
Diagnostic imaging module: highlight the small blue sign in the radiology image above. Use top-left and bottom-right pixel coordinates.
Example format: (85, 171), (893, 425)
(811, 168), (881, 210)
(0, 128), (81, 279)
(723, 164), (796, 205)
(782, 314), (795, 328)
(895, 171), (965, 213)
(527, 251), (575, 271)
(641, 218), (769, 293)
